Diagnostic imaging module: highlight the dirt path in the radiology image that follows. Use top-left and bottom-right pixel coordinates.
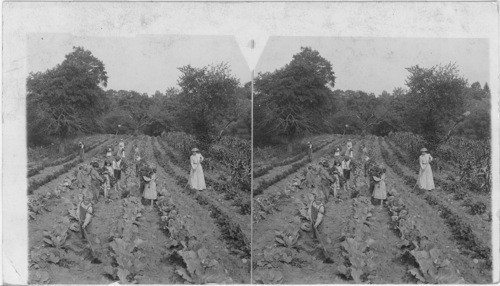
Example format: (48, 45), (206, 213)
(253, 137), (338, 188)
(381, 137), (491, 242)
(28, 136), (112, 185)
(29, 136), (125, 198)
(254, 137), (346, 199)
(156, 137), (251, 244)
(28, 136), (134, 284)
(252, 136), (408, 283)
(373, 137), (489, 283)
(151, 136), (250, 283)
(253, 134), (333, 170)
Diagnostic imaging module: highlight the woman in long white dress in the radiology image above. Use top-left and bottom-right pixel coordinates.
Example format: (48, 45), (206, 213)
(189, 148), (206, 190)
(418, 148), (435, 190)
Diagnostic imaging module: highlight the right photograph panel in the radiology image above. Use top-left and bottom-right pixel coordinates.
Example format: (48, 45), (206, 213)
(251, 37), (492, 284)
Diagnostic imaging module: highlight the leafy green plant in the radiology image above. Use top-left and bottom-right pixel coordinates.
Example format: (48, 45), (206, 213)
(408, 246), (465, 283)
(28, 196), (49, 220)
(462, 199), (487, 215)
(255, 247), (295, 267)
(275, 223), (300, 248)
(295, 198), (313, 232)
(174, 248), (233, 284)
(29, 269), (51, 284)
(253, 268), (284, 284)
(337, 237), (377, 283)
(43, 224), (69, 248)
(104, 238), (146, 283)
(30, 247), (63, 268)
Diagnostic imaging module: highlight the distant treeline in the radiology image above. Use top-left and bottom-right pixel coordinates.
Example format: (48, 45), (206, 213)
(254, 47), (490, 148)
(27, 47), (251, 148)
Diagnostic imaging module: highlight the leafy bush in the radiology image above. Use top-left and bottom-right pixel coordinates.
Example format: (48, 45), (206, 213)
(175, 248), (233, 284)
(163, 132), (199, 159)
(275, 223), (300, 248)
(253, 268), (283, 284)
(253, 138), (333, 178)
(462, 199), (487, 215)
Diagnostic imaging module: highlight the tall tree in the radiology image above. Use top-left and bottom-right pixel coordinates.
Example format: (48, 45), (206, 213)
(175, 63), (240, 145)
(483, 82), (490, 97)
(254, 47), (335, 151)
(403, 63), (467, 144)
(27, 46), (108, 150)
(345, 91), (387, 135)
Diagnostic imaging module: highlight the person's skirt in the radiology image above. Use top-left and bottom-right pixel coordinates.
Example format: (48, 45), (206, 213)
(372, 181), (387, 200)
(190, 167), (206, 190)
(143, 181), (157, 200)
(418, 167), (435, 190)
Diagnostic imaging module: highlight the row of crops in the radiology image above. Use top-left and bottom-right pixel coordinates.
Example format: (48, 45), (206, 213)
(378, 137), (491, 266)
(29, 136), (136, 284)
(30, 134), (248, 284)
(252, 133), (491, 283)
(388, 132), (491, 193)
(154, 135), (251, 251)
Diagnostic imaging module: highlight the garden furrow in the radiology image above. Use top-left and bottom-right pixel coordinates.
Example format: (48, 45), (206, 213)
(150, 137), (250, 283)
(374, 136), (490, 283)
(156, 137), (251, 239)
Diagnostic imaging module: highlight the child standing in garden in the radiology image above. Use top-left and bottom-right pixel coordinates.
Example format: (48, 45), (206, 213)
(346, 139), (353, 157)
(317, 160), (334, 202)
(102, 160), (114, 201)
(341, 156), (352, 189)
(331, 165), (341, 199)
(134, 145), (142, 178)
(143, 164), (158, 209)
(307, 192), (325, 238)
(77, 190), (94, 239)
(334, 147), (344, 167)
(78, 141), (85, 161)
(334, 161), (344, 191)
(89, 161), (104, 202)
(372, 164), (387, 208)
(113, 155), (124, 193)
(76, 165), (87, 189)
(118, 139), (125, 158)
(307, 141), (313, 162)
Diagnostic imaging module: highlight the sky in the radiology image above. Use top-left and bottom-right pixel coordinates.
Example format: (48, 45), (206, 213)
(28, 35), (489, 96)
(255, 37), (489, 95)
(27, 34), (251, 95)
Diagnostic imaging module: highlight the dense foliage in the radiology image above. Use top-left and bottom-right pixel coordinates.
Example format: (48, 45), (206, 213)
(254, 47), (336, 148)
(27, 47), (108, 146)
(254, 47), (490, 152)
(27, 47), (251, 150)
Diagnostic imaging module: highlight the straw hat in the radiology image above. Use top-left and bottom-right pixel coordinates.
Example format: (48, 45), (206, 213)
(421, 148), (428, 152)
(191, 148), (199, 152)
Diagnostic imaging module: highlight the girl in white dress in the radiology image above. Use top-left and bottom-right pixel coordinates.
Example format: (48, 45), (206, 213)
(372, 165), (387, 208)
(189, 148), (206, 191)
(418, 148), (435, 191)
(143, 165), (157, 209)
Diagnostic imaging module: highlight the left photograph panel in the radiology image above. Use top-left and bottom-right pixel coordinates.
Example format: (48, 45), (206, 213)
(27, 34), (251, 284)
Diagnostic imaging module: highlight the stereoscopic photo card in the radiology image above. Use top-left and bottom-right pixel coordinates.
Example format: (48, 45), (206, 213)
(2, 1), (499, 284)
